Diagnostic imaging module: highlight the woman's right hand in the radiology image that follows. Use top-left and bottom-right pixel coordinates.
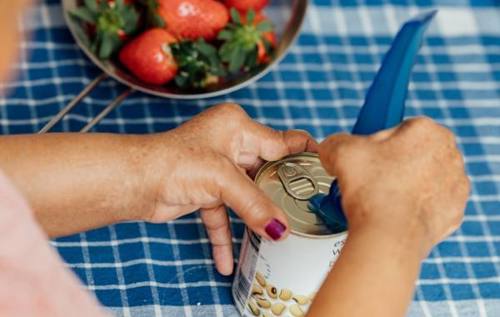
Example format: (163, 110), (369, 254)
(319, 116), (470, 259)
(307, 117), (469, 317)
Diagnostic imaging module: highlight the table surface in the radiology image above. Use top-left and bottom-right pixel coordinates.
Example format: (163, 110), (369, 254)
(1, 0), (499, 316)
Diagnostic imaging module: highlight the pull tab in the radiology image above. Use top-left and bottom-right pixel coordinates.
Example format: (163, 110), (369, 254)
(277, 162), (319, 200)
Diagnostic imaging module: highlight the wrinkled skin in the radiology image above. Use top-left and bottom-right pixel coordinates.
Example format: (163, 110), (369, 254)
(309, 117), (470, 317)
(143, 103), (317, 274)
(318, 116), (469, 258)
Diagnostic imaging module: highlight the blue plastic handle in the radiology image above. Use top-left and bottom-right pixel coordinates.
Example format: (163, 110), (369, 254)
(309, 10), (438, 231)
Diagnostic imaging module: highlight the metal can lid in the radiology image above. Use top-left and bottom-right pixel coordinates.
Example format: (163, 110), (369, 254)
(255, 153), (335, 236)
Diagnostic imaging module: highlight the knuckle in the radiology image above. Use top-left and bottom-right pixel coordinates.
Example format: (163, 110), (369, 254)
(319, 134), (366, 175)
(459, 176), (471, 202)
(211, 155), (236, 184)
(405, 116), (435, 132)
(202, 208), (228, 230)
(404, 117), (457, 144)
(464, 176), (472, 194)
(218, 160), (239, 182)
(240, 195), (270, 223)
(291, 129), (312, 139)
(451, 209), (465, 230)
(440, 126), (456, 143)
(212, 103), (246, 118)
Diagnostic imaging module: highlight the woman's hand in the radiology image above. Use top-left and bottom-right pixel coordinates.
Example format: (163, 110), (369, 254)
(308, 117), (469, 317)
(0, 103), (315, 276)
(142, 103), (317, 275)
(318, 116), (469, 257)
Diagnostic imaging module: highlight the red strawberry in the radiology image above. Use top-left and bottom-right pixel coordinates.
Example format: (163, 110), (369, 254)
(258, 30), (277, 63)
(224, 0), (269, 12)
(119, 28), (178, 85)
(157, 0), (229, 41)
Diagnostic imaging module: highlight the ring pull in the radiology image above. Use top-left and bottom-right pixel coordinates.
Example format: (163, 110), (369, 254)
(277, 162), (319, 200)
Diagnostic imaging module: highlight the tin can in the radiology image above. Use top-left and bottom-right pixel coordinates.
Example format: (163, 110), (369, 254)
(232, 153), (348, 317)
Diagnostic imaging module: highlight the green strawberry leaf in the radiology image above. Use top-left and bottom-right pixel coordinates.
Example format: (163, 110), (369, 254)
(70, 7), (97, 24)
(228, 46), (245, 73)
(243, 48), (258, 71)
(171, 40), (225, 88)
(218, 7), (275, 74)
(98, 0), (108, 11)
(152, 13), (166, 28)
(70, 0), (140, 60)
(137, 0), (165, 28)
(84, 0), (98, 13)
(115, 0), (124, 8)
(98, 32), (112, 59)
(256, 21), (273, 33)
(230, 8), (241, 25)
(217, 30), (233, 41)
(246, 10), (255, 25)
(175, 73), (188, 87)
(195, 40), (216, 57)
(121, 6), (140, 33)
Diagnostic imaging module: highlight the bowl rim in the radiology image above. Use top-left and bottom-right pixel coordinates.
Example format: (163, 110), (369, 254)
(61, 0), (309, 100)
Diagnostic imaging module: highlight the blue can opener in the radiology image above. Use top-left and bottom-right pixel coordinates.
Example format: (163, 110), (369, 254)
(309, 10), (438, 232)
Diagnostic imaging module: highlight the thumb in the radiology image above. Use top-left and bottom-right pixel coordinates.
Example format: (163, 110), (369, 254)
(216, 159), (289, 241)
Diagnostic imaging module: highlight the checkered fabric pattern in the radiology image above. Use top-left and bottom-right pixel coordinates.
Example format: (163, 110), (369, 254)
(0, 0), (499, 316)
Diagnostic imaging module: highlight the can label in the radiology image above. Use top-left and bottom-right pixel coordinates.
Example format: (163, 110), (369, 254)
(233, 229), (346, 316)
(232, 153), (348, 317)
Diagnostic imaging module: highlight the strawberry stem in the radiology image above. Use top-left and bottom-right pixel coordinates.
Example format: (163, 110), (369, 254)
(218, 9), (274, 73)
(70, 0), (139, 59)
(171, 40), (226, 88)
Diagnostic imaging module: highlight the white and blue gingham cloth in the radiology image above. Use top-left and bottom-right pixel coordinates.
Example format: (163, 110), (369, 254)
(0, 0), (499, 316)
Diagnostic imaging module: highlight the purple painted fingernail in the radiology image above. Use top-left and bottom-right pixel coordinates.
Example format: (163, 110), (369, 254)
(265, 218), (286, 240)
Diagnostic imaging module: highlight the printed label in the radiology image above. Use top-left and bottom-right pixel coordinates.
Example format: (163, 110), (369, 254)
(233, 230), (347, 317)
(232, 230), (261, 314)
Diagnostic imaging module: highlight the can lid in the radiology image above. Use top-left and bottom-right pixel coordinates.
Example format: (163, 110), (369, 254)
(256, 153), (335, 236)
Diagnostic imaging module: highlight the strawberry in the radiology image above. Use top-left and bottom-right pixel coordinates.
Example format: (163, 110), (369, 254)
(119, 28), (178, 85)
(258, 30), (277, 63)
(69, 0), (139, 59)
(218, 9), (275, 72)
(242, 11), (276, 63)
(224, 0), (269, 12)
(157, 0), (229, 41)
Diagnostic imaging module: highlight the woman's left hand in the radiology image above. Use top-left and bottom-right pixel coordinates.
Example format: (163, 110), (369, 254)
(142, 103), (317, 275)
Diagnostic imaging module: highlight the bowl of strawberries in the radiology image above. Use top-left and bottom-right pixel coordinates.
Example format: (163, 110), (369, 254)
(63, 0), (308, 99)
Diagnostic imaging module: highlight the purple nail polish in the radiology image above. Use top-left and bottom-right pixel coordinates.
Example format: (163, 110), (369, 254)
(265, 218), (286, 240)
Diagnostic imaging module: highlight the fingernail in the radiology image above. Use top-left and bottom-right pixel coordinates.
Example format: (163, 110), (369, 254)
(265, 218), (286, 240)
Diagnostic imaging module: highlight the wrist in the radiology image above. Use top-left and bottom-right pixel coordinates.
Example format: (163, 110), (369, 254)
(119, 134), (164, 222)
(348, 224), (428, 262)
(346, 199), (431, 260)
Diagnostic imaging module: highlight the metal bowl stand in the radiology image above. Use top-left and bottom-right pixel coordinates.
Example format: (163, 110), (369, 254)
(38, 74), (133, 133)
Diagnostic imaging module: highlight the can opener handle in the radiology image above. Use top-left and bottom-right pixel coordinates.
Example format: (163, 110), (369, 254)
(309, 10), (438, 231)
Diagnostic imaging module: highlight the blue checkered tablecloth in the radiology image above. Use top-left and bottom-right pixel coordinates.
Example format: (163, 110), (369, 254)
(0, 0), (499, 316)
